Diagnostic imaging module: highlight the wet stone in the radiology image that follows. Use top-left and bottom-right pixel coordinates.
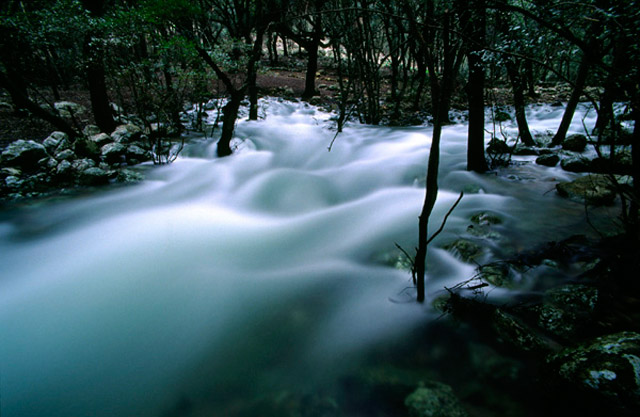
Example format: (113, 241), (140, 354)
(405, 382), (468, 417)
(546, 332), (640, 407)
(536, 154), (560, 167)
(443, 239), (482, 263)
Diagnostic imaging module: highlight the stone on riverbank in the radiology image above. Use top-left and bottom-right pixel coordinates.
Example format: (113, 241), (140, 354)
(556, 174), (616, 206)
(0, 140), (48, 170)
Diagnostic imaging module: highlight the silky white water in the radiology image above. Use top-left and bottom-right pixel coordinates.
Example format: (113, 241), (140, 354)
(0, 99), (618, 416)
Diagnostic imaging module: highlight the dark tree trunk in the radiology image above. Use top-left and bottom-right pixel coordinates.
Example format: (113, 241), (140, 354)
(467, 50), (489, 171)
(505, 58), (535, 146)
(302, 41), (319, 99)
(218, 92), (243, 157)
(81, 0), (116, 134)
(461, 0), (489, 172)
(551, 56), (589, 146)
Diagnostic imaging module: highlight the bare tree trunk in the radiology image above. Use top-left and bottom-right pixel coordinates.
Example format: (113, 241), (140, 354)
(218, 92), (243, 157)
(505, 58), (535, 146)
(551, 56), (589, 146)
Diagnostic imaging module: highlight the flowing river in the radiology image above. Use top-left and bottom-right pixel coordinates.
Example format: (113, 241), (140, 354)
(0, 99), (621, 416)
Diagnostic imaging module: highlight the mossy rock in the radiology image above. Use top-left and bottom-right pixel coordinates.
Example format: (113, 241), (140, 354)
(556, 174), (616, 206)
(405, 382), (468, 417)
(471, 212), (503, 226)
(479, 263), (513, 287)
(538, 284), (599, 340)
(536, 154), (560, 167)
(545, 332), (640, 407)
(443, 239), (482, 262)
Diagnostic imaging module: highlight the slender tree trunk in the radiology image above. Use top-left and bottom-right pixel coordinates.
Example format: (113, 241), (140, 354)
(551, 56), (589, 146)
(505, 58), (535, 146)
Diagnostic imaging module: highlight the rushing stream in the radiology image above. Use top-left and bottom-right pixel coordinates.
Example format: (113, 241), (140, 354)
(0, 99), (621, 416)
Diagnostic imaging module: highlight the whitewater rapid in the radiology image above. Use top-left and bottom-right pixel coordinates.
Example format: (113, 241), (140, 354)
(0, 99), (614, 416)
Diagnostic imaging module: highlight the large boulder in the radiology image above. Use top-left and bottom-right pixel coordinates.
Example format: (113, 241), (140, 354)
(405, 382), (468, 417)
(556, 174), (616, 206)
(536, 154), (560, 167)
(560, 157), (591, 173)
(126, 144), (151, 164)
(546, 332), (640, 408)
(101, 142), (127, 165)
(0, 140), (48, 171)
(562, 134), (587, 152)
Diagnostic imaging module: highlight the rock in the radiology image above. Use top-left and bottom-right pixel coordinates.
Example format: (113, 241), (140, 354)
(466, 223), (501, 240)
(538, 284), (598, 340)
(492, 308), (551, 353)
(512, 146), (540, 156)
(77, 167), (110, 186)
(0, 167), (22, 179)
(560, 157), (590, 172)
(71, 158), (96, 173)
(116, 169), (145, 184)
(55, 160), (73, 179)
(54, 149), (76, 161)
(536, 154), (560, 167)
(40, 157), (58, 170)
(443, 239), (482, 263)
(126, 144), (150, 164)
(82, 125), (101, 137)
(556, 174), (616, 206)
(546, 332), (640, 407)
(89, 133), (113, 147)
(405, 382), (468, 417)
(0, 140), (48, 171)
(54, 101), (86, 117)
(479, 263), (513, 287)
(101, 142), (127, 165)
(111, 124), (143, 144)
(562, 134), (587, 152)
(43, 131), (68, 153)
(471, 212), (503, 226)
(4, 175), (22, 190)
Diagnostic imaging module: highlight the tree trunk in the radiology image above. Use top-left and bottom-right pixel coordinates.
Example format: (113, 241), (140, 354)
(302, 41), (319, 99)
(415, 103), (445, 302)
(218, 92), (243, 157)
(505, 58), (535, 146)
(551, 56), (589, 146)
(462, 0), (489, 171)
(467, 50), (489, 171)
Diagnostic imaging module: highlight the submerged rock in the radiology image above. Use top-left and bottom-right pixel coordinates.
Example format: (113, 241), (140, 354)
(479, 263), (513, 287)
(405, 382), (468, 417)
(556, 174), (616, 206)
(443, 239), (482, 263)
(546, 332), (640, 408)
(536, 154), (560, 167)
